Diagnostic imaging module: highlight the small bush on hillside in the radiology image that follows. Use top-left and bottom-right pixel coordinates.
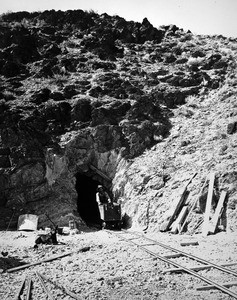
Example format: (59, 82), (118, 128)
(187, 57), (205, 68)
(51, 74), (68, 86)
(85, 9), (98, 16)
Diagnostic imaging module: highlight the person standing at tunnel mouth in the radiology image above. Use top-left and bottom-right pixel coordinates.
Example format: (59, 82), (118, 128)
(96, 185), (122, 230)
(96, 185), (111, 205)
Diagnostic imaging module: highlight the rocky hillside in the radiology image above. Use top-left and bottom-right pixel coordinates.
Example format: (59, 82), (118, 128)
(0, 9), (237, 231)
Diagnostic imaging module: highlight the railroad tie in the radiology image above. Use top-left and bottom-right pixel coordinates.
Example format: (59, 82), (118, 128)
(164, 262), (237, 273)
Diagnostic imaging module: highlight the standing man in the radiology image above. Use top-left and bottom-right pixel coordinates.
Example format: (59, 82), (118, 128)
(96, 185), (111, 205)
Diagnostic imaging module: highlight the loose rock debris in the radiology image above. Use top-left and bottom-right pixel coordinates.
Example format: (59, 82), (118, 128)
(1, 230), (237, 299)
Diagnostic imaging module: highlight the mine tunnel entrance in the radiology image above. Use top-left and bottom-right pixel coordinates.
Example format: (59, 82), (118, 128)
(75, 173), (102, 226)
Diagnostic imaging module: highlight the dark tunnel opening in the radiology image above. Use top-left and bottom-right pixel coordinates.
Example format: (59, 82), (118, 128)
(75, 173), (102, 226)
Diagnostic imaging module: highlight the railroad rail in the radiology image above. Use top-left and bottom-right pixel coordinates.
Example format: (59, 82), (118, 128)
(13, 271), (82, 300)
(106, 229), (237, 299)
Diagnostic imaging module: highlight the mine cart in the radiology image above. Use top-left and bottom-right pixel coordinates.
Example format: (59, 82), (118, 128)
(98, 203), (122, 230)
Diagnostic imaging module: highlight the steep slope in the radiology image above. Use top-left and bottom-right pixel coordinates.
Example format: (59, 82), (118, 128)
(115, 84), (237, 232)
(0, 9), (236, 231)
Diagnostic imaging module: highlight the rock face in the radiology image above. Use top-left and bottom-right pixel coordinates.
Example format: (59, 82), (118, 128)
(0, 9), (237, 231)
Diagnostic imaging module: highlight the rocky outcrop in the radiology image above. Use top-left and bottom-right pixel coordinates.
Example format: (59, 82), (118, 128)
(0, 9), (236, 230)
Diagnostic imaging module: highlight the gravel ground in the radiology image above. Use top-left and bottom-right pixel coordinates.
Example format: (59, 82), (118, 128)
(0, 229), (237, 300)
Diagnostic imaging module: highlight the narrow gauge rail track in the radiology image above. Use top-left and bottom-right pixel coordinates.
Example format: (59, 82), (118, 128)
(106, 229), (237, 299)
(13, 271), (82, 300)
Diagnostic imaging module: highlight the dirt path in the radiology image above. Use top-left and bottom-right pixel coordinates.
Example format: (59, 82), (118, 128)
(0, 229), (237, 299)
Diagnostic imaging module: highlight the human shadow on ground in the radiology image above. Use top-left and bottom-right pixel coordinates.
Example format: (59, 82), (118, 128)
(0, 256), (27, 272)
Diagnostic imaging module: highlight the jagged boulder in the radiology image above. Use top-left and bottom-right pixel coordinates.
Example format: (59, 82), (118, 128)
(0, 24), (39, 64)
(31, 88), (51, 104)
(0, 60), (26, 77)
(63, 85), (78, 98)
(227, 121), (237, 134)
(202, 53), (222, 70)
(71, 98), (92, 123)
(50, 91), (65, 101)
(42, 101), (71, 132)
(91, 125), (123, 153)
(43, 43), (61, 58)
(139, 17), (164, 43)
(37, 58), (60, 77)
(91, 100), (131, 126)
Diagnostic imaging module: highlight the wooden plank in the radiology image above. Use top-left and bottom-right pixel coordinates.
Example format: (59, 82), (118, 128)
(180, 241), (199, 246)
(7, 246), (90, 273)
(202, 172), (215, 236)
(7, 251), (74, 273)
(25, 278), (32, 300)
(197, 281), (237, 291)
(179, 176), (208, 233)
(208, 190), (227, 234)
(163, 262), (237, 273)
(163, 253), (183, 259)
(160, 173), (197, 232)
(193, 218), (203, 231)
(14, 276), (26, 300)
(170, 206), (188, 234)
(89, 164), (111, 182)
